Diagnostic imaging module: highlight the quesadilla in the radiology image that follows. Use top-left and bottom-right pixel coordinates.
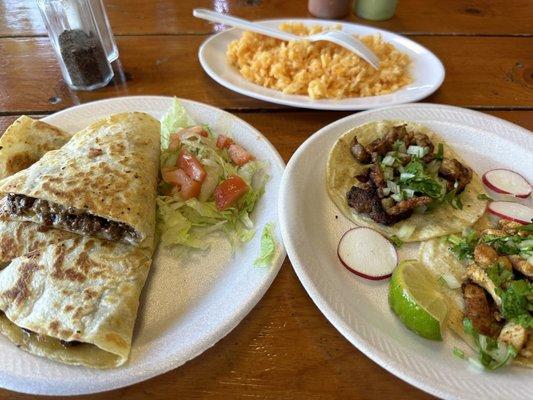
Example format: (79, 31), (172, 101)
(0, 116), (71, 180)
(0, 112), (160, 368)
(419, 218), (533, 368)
(0, 236), (153, 368)
(326, 121), (487, 242)
(0, 112), (160, 247)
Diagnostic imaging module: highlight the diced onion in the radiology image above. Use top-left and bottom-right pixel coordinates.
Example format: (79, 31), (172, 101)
(400, 172), (415, 180)
(382, 155), (396, 166)
(403, 188), (415, 198)
(387, 180), (400, 194)
(407, 145), (429, 158)
(397, 224), (416, 239)
(382, 187), (391, 196)
(391, 193), (403, 202)
(440, 273), (461, 289)
(383, 167), (394, 180)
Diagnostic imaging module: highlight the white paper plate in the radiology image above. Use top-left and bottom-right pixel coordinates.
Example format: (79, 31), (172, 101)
(0, 96), (286, 395)
(279, 103), (532, 400)
(199, 19), (445, 111)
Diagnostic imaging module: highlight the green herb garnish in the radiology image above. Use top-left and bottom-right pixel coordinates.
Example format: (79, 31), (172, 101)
(447, 230), (478, 260)
(389, 235), (404, 248)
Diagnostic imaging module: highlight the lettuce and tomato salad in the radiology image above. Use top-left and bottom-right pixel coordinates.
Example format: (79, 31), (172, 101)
(156, 99), (269, 252)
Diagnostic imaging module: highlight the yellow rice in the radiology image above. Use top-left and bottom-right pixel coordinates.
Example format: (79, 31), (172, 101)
(226, 23), (412, 100)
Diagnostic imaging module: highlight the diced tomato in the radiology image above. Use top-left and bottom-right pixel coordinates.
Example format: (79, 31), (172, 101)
(214, 175), (249, 211)
(216, 134), (234, 149)
(177, 149), (206, 182)
(228, 144), (254, 166)
(162, 168), (182, 186)
(162, 168), (201, 200)
(168, 133), (181, 151)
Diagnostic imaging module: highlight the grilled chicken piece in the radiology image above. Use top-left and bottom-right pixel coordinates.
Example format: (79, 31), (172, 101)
(438, 158), (473, 193)
(498, 322), (528, 351)
(350, 137), (371, 164)
(382, 196), (432, 216)
(509, 255), (533, 279)
(465, 264), (502, 307)
(474, 243), (499, 267)
(462, 281), (502, 338)
(498, 219), (524, 234)
(480, 228), (507, 238)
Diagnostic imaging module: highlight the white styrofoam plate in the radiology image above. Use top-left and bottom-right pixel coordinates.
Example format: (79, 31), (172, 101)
(279, 103), (532, 400)
(198, 19), (445, 111)
(0, 96), (286, 395)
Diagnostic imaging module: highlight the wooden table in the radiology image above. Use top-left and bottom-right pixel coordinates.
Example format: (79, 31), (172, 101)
(0, 1), (531, 398)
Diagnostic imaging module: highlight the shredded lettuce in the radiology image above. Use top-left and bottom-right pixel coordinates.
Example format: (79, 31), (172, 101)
(254, 223), (277, 267)
(160, 98), (195, 150)
(157, 98), (269, 253)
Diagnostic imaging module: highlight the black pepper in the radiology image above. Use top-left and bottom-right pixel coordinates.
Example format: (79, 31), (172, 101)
(58, 29), (109, 88)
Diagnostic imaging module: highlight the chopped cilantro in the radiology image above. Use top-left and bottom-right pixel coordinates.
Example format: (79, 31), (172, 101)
(389, 235), (404, 248)
(500, 280), (533, 328)
(477, 193), (492, 201)
(447, 230), (478, 260)
(486, 262), (514, 287)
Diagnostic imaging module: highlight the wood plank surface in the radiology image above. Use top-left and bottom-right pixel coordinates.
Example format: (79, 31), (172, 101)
(0, 35), (532, 114)
(0, 0), (532, 398)
(1, 0), (532, 38)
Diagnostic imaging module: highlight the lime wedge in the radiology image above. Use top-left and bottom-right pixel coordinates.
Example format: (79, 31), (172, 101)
(388, 259), (447, 341)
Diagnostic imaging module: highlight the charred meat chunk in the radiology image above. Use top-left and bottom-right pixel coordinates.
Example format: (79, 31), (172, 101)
(462, 281), (502, 338)
(347, 185), (410, 226)
(382, 196), (432, 216)
(3, 194), (138, 243)
(438, 158), (473, 193)
(350, 137), (371, 164)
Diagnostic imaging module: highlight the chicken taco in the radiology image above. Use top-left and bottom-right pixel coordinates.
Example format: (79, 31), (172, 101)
(419, 219), (533, 368)
(326, 121), (487, 242)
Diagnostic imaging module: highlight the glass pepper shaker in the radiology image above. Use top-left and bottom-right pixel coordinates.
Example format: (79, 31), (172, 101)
(36, 0), (114, 91)
(90, 0), (118, 61)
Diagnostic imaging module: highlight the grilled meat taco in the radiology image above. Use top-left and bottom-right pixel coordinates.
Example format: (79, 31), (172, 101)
(0, 113), (159, 368)
(0, 116), (71, 180)
(0, 112), (160, 247)
(326, 121), (487, 242)
(419, 219), (533, 368)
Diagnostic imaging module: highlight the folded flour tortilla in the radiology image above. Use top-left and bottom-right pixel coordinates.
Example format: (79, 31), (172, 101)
(0, 116), (71, 180)
(0, 112), (160, 368)
(0, 112), (160, 246)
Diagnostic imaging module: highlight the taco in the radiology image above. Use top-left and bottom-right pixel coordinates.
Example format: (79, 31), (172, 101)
(419, 218), (533, 368)
(326, 121), (487, 242)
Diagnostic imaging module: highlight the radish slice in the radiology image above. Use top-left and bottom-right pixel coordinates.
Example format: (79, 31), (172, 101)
(482, 169), (531, 199)
(337, 227), (398, 280)
(487, 201), (533, 225)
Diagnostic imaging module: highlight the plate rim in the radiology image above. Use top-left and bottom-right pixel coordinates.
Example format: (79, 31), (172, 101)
(198, 18), (445, 111)
(0, 95), (286, 396)
(279, 102), (532, 400)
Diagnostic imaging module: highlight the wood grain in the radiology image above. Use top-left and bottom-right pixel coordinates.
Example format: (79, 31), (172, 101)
(0, 35), (532, 114)
(1, 0), (532, 38)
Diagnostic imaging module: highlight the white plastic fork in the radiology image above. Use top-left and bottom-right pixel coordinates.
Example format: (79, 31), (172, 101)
(193, 8), (380, 70)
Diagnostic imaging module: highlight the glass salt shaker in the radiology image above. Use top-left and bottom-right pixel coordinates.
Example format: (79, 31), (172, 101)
(36, 0), (114, 90)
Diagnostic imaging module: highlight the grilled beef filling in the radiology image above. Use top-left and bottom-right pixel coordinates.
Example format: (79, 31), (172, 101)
(346, 125), (473, 225)
(4, 193), (137, 243)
